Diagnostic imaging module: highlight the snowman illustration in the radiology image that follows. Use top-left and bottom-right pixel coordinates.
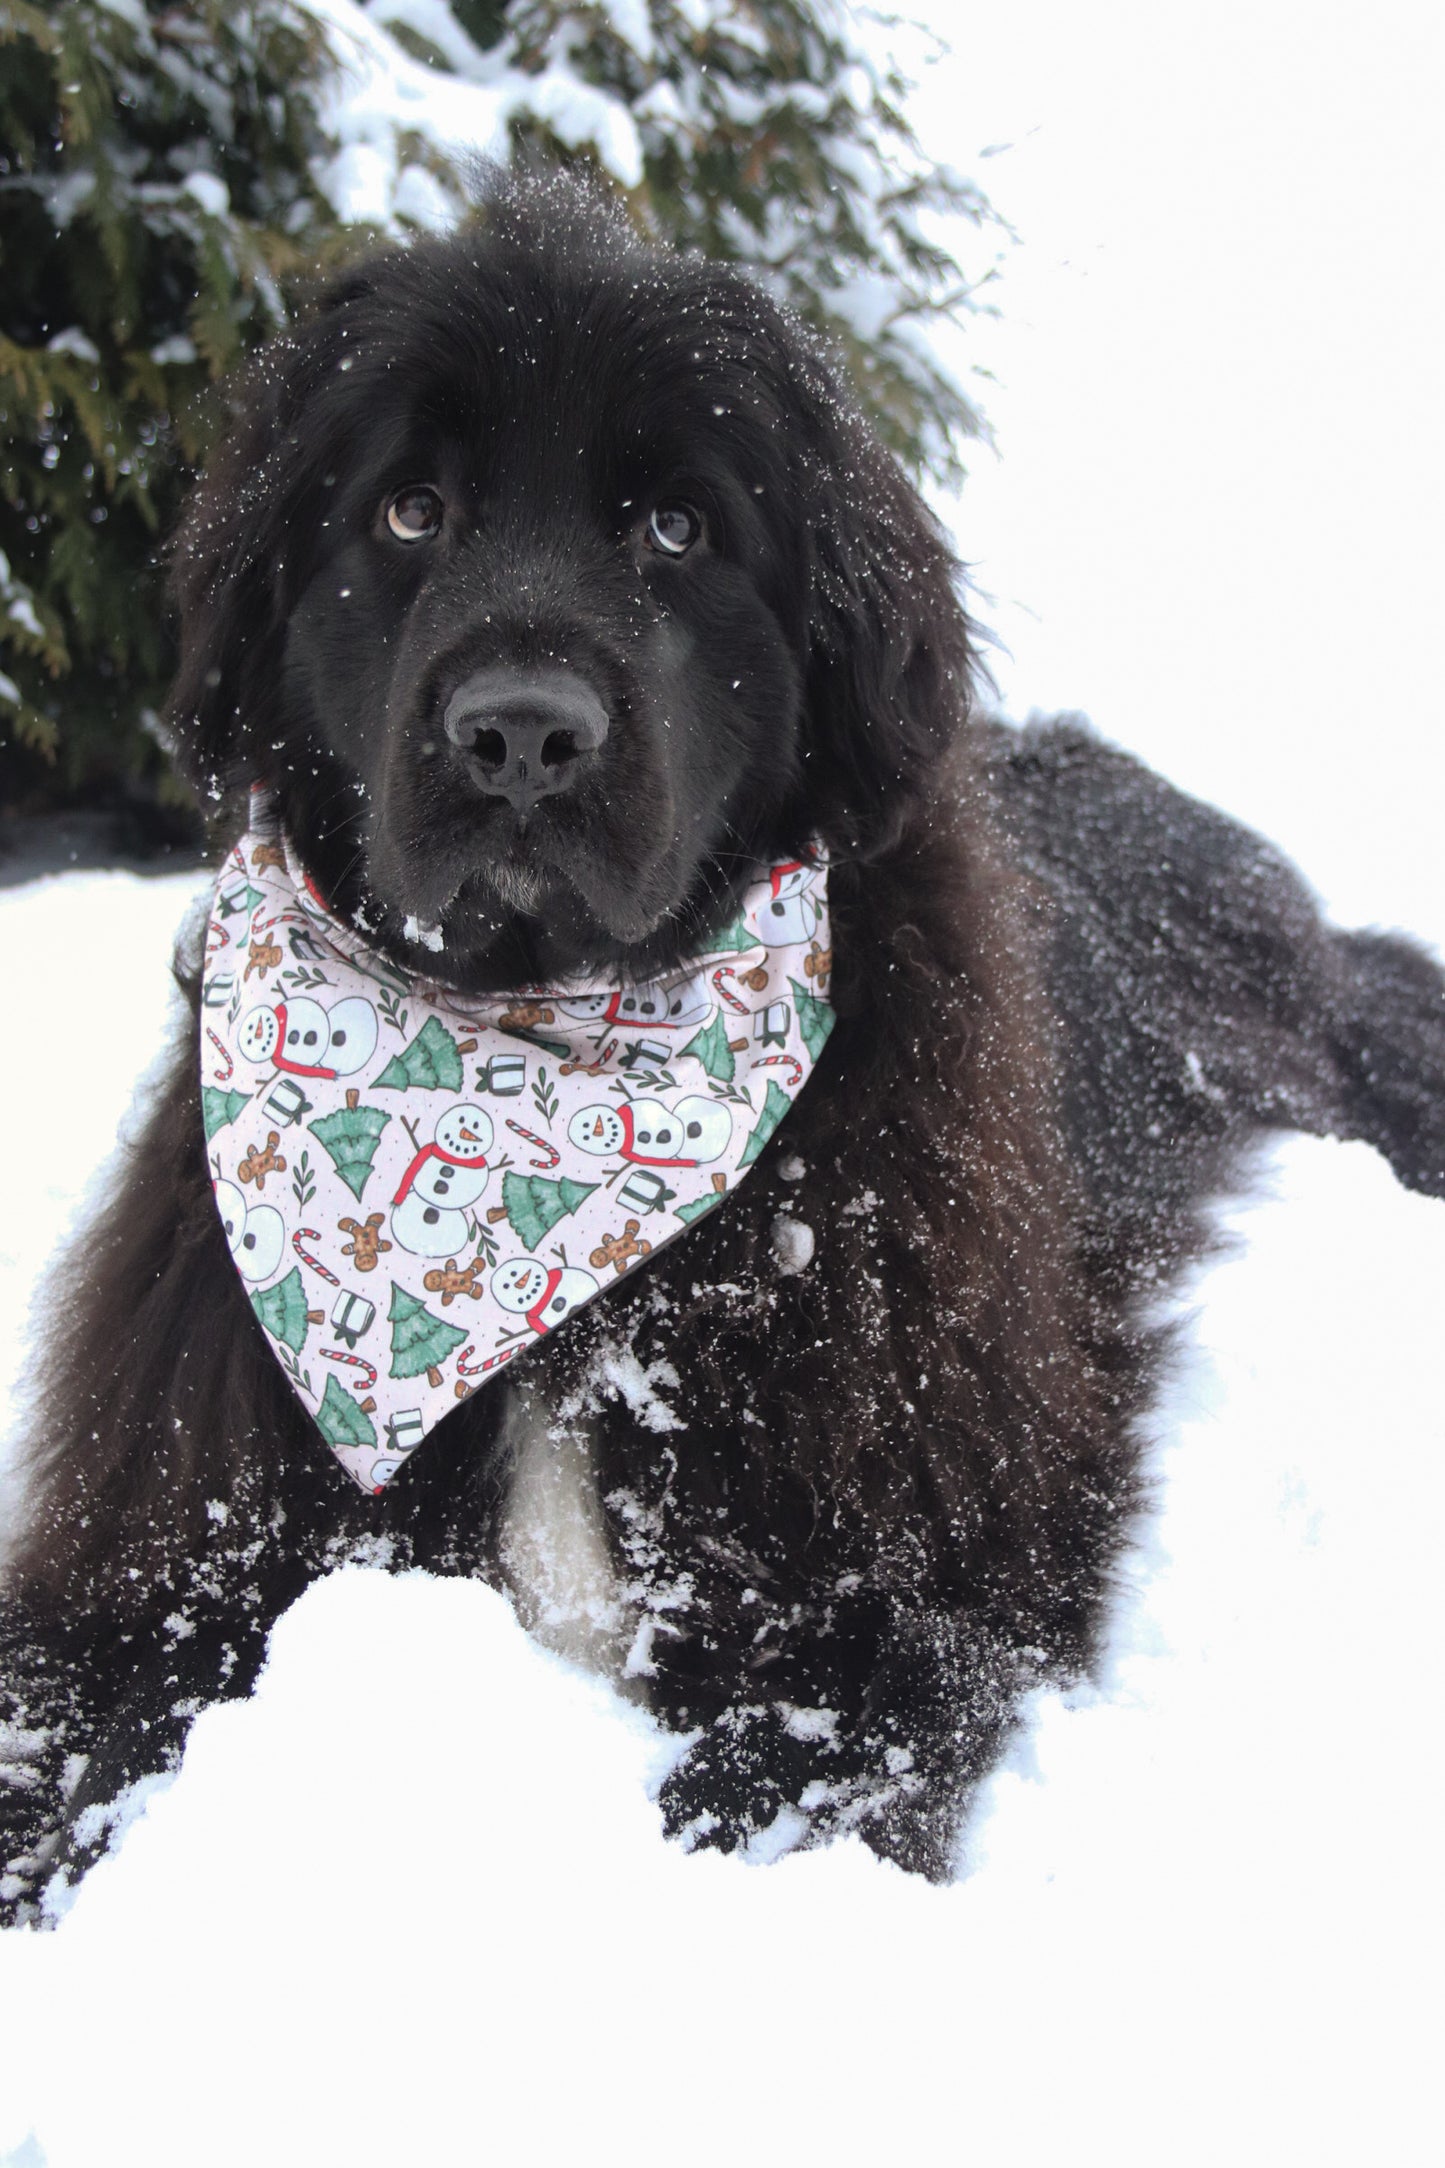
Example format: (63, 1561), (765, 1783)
(492, 1258), (600, 1336)
(236, 993), (378, 1080)
(390, 1102), (494, 1256)
(553, 971), (713, 1032)
(214, 1178), (286, 1283)
(567, 1095), (732, 1166)
(756, 861), (821, 947)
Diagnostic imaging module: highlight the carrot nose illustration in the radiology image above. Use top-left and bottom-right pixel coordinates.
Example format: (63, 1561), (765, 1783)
(459, 1126), (478, 1143)
(590, 1114), (605, 1137)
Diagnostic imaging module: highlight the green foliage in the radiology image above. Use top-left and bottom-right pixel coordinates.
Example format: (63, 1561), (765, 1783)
(496, 0), (996, 479)
(0, 0), (345, 814)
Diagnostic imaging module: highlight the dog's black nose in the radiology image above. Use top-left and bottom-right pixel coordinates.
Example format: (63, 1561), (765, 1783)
(442, 666), (609, 808)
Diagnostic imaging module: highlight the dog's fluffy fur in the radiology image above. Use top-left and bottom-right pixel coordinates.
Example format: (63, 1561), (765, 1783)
(4, 171), (1443, 1913)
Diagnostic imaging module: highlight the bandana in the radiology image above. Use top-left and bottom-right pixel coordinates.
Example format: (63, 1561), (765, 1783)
(200, 797), (834, 1491)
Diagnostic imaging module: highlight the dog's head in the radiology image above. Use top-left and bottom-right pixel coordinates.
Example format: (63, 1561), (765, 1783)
(168, 169), (973, 991)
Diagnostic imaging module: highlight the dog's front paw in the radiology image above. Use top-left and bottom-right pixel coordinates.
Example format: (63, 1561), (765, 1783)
(655, 1700), (853, 1861)
(1, 1734), (72, 1931)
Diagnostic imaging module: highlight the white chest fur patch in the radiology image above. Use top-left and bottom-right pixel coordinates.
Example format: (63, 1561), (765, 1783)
(497, 1386), (637, 1677)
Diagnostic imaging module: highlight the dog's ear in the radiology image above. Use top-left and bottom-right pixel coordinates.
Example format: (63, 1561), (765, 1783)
(164, 273), (375, 808)
(789, 346), (976, 859)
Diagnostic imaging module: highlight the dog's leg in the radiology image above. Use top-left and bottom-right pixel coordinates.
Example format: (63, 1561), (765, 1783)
(648, 1587), (1029, 1878)
(991, 718), (1445, 1265)
(0, 1548), (320, 1925)
(1323, 927), (1445, 1198)
(0, 1040), (348, 1924)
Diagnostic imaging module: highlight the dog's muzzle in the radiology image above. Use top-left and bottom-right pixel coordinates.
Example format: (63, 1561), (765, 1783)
(443, 664), (609, 810)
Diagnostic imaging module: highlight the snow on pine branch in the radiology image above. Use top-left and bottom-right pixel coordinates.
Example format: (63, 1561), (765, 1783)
(300, 0), (1004, 476)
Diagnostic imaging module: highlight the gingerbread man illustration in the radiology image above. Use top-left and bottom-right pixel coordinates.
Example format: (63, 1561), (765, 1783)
(338, 1213), (392, 1272)
(588, 1220), (652, 1275)
(237, 1131), (287, 1191)
(244, 936), (283, 982)
(422, 1257), (486, 1306)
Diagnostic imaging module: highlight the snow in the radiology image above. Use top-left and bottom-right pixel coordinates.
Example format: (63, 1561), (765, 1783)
(147, 334), (198, 366)
(299, 0), (647, 227)
(42, 330), (100, 365)
(179, 170), (229, 218)
(770, 1212), (816, 1273)
(400, 909), (445, 951)
(2, 5), (1444, 2163)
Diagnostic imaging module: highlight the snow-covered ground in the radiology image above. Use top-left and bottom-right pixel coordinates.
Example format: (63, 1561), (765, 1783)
(2, 6), (1443, 2163)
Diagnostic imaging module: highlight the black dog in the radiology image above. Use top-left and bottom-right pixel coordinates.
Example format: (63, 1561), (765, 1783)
(4, 169), (1443, 1917)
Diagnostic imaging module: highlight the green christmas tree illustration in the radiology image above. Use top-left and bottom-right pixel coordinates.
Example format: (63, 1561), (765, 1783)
(249, 1266), (317, 1353)
(309, 1098), (390, 1200)
(374, 1015), (463, 1093)
(314, 1372), (377, 1454)
(681, 1010), (736, 1084)
(387, 1283), (468, 1384)
(740, 1080), (793, 1167)
(215, 880), (263, 921)
(501, 1171), (598, 1252)
(676, 1189), (727, 1226)
(202, 1086), (251, 1141)
(788, 979), (835, 1063)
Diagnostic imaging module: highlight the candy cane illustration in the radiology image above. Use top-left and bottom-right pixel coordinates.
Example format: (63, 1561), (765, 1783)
(712, 965), (750, 1015)
(292, 1227), (341, 1286)
(456, 1341), (522, 1378)
(205, 919), (230, 956)
(206, 1026), (234, 1082)
(504, 1117), (560, 1170)
(759, 1053), (804, 1087)
(319, 1347), (378, 1391)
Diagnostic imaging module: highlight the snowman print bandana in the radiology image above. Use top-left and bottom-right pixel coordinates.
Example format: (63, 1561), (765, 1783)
(201, 796), (835, 1491)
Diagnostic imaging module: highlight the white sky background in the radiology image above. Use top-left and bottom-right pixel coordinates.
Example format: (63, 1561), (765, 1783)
(895, 0), (1445, 947)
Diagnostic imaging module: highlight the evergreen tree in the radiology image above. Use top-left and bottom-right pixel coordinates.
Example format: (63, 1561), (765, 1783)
(2, 0), (998, 821)
(485, 0), (994, 479)
(0, 0), (347, 820)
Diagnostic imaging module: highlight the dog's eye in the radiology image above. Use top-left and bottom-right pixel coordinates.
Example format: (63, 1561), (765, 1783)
(646, 501), (702, 557)
(386, 486), (443, 542)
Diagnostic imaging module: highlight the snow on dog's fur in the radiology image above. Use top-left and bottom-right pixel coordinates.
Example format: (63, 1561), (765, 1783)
(4, 167), (1444, 1915)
